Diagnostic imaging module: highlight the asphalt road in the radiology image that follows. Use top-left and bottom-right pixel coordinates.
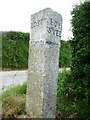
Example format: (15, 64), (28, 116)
(0, 68), (70, 93)
(0, 70), (27, 92)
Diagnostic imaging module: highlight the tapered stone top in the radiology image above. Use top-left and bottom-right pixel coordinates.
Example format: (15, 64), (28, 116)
(30, 8), (62, 46)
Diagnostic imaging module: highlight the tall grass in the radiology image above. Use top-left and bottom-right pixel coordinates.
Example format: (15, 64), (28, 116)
(2, 82), (27, 118)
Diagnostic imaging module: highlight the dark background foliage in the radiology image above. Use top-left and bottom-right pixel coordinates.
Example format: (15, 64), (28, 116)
(2, 31), (72, 69)
(59, 40), (72, 68)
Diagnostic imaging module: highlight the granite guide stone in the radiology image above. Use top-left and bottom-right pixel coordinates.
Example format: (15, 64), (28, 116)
(26, 8), (62, 118)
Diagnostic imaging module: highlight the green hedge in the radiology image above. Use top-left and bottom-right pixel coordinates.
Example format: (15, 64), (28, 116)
(2, 31), (29, 69)
(2, 31), (72, 69)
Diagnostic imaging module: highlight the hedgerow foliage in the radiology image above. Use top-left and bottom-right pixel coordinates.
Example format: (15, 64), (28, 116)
(71, 2), (90, 118)
(2, 31), (72, 69)
(59, 40), (72, 68)
(2, 31), (29, 69)
(57, 2), (90, 119)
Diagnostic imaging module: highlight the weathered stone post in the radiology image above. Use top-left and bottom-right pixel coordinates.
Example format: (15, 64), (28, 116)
(26, 8), (62, 118)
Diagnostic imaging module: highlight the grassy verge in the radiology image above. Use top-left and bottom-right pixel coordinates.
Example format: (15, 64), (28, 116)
(2, 83), (27, 118)
(1, 70), (88, 119)
(2, 71), (69, 118)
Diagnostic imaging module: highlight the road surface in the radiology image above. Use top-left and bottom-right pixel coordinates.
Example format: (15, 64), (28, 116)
(0, 70), (27, 92)
(0, 68), (70, 93)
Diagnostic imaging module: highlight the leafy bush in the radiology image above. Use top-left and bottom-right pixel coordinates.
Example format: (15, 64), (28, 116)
(70, 1), (90, 119)
(57, 71), (89, 119)
(57, 71), (74, 118)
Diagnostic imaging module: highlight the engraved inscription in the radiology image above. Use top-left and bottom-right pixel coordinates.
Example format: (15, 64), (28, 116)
(31, 17), (62, 38)
(31, 18), (45, 28)
(47, 18), (62, 37)
(49, 18), (61, 29)
(47, 26), (61, 37)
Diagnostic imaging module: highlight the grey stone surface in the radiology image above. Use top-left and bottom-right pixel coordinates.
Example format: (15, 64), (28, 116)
(26, 8), (62, 118)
